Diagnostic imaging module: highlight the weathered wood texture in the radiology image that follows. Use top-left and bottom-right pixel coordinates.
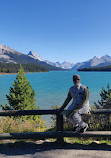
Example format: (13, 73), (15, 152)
(0, 109), (57, 116)
(0, 109), (111, 116)
(56, 114), (63, 142)
(0, 109), (111, 141)
(90, 109), (111, 114)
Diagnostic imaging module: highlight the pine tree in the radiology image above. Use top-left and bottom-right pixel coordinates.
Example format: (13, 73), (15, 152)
(94, 84), (111, 109)
(1, 65), (46, 131)
(1, 65), (36, 111)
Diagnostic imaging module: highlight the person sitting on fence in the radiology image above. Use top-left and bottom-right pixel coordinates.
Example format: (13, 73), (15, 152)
(58, 74), (90, 133)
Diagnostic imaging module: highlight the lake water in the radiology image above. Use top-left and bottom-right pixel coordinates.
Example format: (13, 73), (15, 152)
(0, 71), (111, 126)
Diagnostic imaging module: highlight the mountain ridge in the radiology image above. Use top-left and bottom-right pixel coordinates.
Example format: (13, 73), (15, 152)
(71, 54), (111, 70)
(1, 43), (111, 70)
(27, 50), (74, 69)
(0, 44), (63, 71)
(27, 47), (111, 69)
(28, 51), (44, 61)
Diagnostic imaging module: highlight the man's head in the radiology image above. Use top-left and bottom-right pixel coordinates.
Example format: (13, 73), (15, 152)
(73, 74), (81, 85)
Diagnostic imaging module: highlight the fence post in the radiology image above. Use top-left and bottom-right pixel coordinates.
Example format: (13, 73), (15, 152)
(56, 113), (64, 143)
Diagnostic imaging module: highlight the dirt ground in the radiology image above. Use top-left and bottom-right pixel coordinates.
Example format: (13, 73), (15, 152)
(0, 140), (111, 158)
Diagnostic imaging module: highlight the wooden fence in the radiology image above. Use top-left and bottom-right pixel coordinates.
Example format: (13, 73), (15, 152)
(0, 109), (111, 143)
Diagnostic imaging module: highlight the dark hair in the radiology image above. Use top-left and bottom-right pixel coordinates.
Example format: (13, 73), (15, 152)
(73, 74), (80, 80)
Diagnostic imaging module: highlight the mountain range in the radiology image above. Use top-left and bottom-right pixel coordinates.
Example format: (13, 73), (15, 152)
(0, 44), (63, 71)
(71, 55), (111, 70)
(0, 43), (111, 70)
(28, 51), (75, 69)
(27, 49), (111, 70)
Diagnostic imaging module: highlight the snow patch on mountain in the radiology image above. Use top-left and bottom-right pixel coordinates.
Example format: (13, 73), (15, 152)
(28, 51), (44, 61)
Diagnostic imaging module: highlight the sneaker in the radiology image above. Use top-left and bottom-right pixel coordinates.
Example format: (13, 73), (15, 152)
(79, 124), (88, 133)
(73, 125), (79, 133)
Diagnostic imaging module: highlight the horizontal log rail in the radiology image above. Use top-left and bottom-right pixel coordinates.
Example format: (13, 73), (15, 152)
(0, 109), (111, 116)
(0, 109), (58, 116)
(90, 109), (111, 114)
(0, 109), (111, 142)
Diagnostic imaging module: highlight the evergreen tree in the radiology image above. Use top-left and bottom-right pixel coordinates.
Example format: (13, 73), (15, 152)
(1, 65), (46, 130)
(1, 65), (36, 111)
(94, 84), (111, 109)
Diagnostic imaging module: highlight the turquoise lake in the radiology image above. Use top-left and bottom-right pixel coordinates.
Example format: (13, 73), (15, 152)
(0, 71), (111, 126)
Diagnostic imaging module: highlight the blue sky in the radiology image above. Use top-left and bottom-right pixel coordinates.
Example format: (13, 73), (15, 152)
(0, 0), (111, 63)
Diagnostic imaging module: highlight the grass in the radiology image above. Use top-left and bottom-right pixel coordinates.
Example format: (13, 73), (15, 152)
(64, 137), (111, 145)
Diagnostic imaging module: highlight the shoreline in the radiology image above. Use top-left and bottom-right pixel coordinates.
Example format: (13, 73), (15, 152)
(0, 71), (48, 75)
(0, 73), (18, 75)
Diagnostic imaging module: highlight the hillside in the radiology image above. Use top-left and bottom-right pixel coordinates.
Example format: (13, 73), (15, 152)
(0, 44), (63, 71)
(71, 55), (111, 70)
(0, 63), (49, 73)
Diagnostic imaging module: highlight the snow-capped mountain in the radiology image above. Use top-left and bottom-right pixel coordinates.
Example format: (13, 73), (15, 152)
(1, 43), (111, 70)
(0, 44), (22, 63)
(71, 55), (111, 70)
(0, 44), (63, 71)
(27, 51), (74, 69)
(0, 44), (20, 53)
(45, 60), (75, 69)
(27, 51), (111, 70)
(28, 51), (44, 61)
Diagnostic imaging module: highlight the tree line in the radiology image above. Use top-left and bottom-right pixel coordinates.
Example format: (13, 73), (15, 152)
(78, 65), (111, 71)
(0, 62), (49, 73)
